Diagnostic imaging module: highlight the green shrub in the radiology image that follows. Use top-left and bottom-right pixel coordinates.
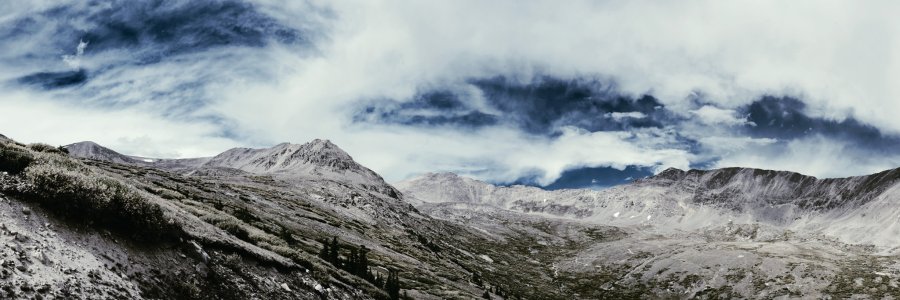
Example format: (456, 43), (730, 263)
(27, 143), (64, 154)
(0, 142), (34, 174)
(21, 152), (177, 242)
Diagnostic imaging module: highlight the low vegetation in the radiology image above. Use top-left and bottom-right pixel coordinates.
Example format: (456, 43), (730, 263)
(0, 141), (33, 175)
(0, 140), (178, 242)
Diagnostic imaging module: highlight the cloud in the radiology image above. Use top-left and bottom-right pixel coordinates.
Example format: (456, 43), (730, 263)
(0, 90), (239, 158)
(713, 135), (900, 178)
(17, 69), (88, 89)
(352, 76), (673, 135)
(691, 106), (751, 127)
(1, 0), (898, 188)
(606, 112), (648, 122)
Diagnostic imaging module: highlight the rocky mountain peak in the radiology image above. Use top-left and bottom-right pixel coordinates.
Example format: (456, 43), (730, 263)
(651, 167), (687, 181)
(208, 139), (359, 174)
(201, 139), (401, 197)
(290, 139), (357, 169)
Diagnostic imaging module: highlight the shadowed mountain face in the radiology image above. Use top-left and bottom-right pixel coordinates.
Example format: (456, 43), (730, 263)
(645, 167), (900, 210)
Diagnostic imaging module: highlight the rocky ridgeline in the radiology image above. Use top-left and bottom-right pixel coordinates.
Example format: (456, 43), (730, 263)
(66, 139), (402, 198)
(642, 167), (900, 210)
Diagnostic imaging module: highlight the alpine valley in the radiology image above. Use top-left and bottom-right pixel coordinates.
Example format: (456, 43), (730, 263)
(1, 133), (899, 299)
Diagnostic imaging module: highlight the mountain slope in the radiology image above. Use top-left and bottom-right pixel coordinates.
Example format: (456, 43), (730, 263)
(2, 138), (361, 299)
(64, 141), (210, 168)
(398, 168), (900, 298)
(201, 140), (399, 197)
(15, 135), (900, 299)
(64, 141), (144, 164)
(645, 167), (900, 211)
(5, 136), (567, 299)
(65, 139), (401, 198)
(399, 167), (900, 244)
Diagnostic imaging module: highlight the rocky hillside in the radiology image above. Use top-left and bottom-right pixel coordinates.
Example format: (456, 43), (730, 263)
(7, 134), (900, 299)
(5, 136), (614, 299)
(64, 141), (210, 169)
(199, 140), (400, 197)
(399, 170), (900, 298)
(645, 167), (900, 211)
(399, 167), (900, 245)
(64, 141), (144, 165)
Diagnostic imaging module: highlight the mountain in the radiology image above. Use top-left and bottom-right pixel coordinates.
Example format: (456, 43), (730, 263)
(644, 167), (900, 210)
(8, 135), (900, 299)
(200, 140), (400, 197)
(399, 167), (900, 238)
(397, 168), (900, 298)
(64, 141), (210, 168)
(64, 141), (144, 164)
(65, 139), (400, 198)
(4, 136), (547, 299)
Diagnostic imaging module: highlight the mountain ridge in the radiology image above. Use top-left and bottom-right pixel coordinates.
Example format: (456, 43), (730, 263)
(399, 165), (900, 244)
(64, 139), (401, 198)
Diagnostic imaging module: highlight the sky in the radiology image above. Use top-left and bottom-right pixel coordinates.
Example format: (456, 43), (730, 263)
(1, 0), (899, 189)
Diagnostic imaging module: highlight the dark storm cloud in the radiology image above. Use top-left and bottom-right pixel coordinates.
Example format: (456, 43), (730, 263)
(17, 70), (88, 89)
(5, 0), (310, 90)
(355, 76), (679, 135)
(77, 0), (304, 61)
(354, 77), (900, 189)
(740, 97), (900, 153)
(471, 76), (672, 134)
(354, 91), (499, 128)
(10, 0), (304, 58)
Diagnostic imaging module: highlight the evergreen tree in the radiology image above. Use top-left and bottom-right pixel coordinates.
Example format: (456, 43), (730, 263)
(373, 272), (384, 289)
(347, 246), (359, 273)
(482, 290), (492, 299)
(328, 237), (340, 265)
(358, 245), (370, 277)
(385, 269), (400, 300)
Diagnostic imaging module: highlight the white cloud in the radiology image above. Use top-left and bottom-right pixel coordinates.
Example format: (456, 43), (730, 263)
(274, 0), (900, 132)
(691, 106), (751, 127)
(713, 136), (900, 178)
(606, 112), (647, 121)
(1, 0), (898, 185)
(0, 91), (239, 158)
